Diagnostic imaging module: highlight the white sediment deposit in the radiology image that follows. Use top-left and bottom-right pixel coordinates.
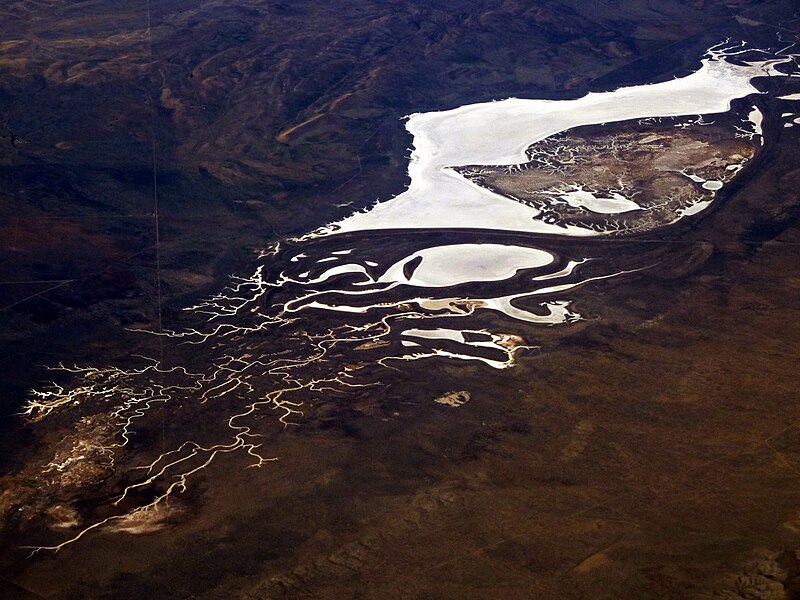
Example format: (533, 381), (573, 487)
(679, 200), (713, 217)
(391, 326), (534, 369)
(376, 243), (553, 287)
(310, 45), (796, 238)
(702, 180), (724, 191)
(551, 185), (643, 214)
(748, 105), (764, 137)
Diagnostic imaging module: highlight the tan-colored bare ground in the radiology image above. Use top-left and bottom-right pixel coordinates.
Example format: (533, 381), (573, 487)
(458, 120), (757, 233)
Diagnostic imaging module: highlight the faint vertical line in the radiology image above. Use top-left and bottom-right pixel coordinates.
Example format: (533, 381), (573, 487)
(145, 0), (168, 517)
(144, 0), (162, 366)
(10, 217), (19, 251)
(145, 0), (153, 57)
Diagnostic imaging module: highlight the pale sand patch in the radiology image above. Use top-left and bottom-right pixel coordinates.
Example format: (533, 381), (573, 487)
(433, 390), (471, 408)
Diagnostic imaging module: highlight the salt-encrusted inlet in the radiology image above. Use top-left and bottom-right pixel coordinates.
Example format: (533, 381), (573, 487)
(307, 43), (797, 238)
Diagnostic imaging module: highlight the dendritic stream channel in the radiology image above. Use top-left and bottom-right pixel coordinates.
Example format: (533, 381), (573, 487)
(5, 41), (800, 553)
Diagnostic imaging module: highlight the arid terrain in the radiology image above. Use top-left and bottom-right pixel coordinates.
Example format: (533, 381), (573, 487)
(458, 114), (758, 233)
(1, 1), (800, 599)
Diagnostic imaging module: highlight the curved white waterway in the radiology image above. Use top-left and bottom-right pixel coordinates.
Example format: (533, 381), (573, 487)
(309, 50), (794, 238)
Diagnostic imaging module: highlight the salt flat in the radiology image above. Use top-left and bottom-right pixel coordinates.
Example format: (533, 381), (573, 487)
(316, 50), (794, 237)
